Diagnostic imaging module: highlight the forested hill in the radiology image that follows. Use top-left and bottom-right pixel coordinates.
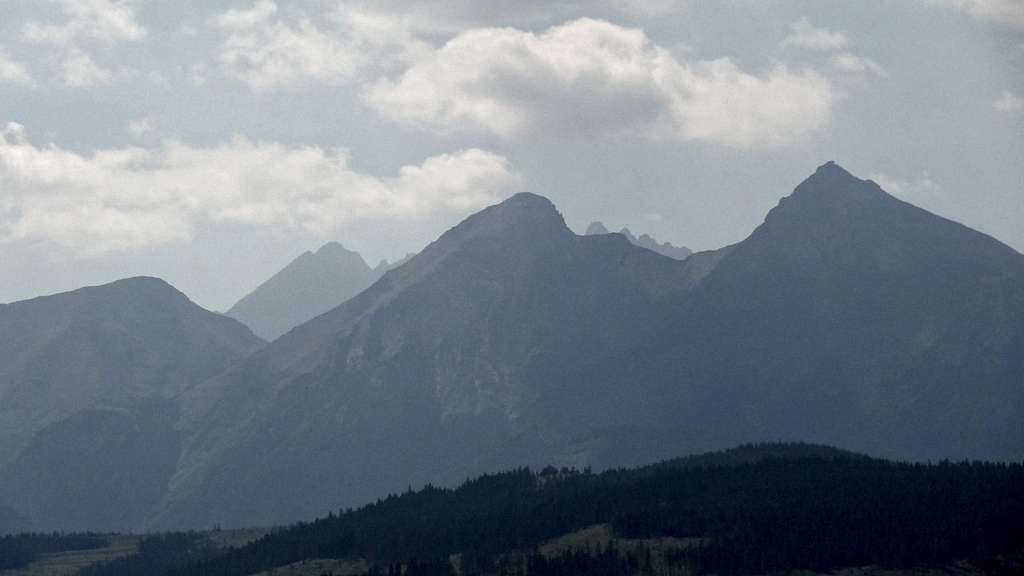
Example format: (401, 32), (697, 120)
(79, 443), (1023, 576)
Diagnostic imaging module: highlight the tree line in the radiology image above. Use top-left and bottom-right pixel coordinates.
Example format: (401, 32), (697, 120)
(8, 443), (1023, 575)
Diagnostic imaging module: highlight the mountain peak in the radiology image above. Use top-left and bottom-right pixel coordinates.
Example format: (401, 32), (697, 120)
(226, 241), (377, 340)
(437, 192), (569, 246)
(108, 275), (175, 290)
(816, 160), (844, 174)
(90, 276), (189, 304)
(774, 161), (891, 216)
(498, 192), (563, 220)
(315, 241), (357, 257)
(800, 161), (865, 191)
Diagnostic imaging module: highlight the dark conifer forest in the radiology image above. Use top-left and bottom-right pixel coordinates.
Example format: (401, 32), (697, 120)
(51, 444), (1023, 576)
(0, 533), (107, 570)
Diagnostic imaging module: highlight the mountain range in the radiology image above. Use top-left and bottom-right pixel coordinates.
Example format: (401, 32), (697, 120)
(226, 242), (411, 341)
(584, 222), (692, 260)
(0, 162), (1021, 533)
(0, 278), (262, 532)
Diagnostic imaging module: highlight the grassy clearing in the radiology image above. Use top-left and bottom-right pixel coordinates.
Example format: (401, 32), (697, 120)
(205, 527), (272, 549)
(0, 535), (139, 576)
(250, 558), (367, 576)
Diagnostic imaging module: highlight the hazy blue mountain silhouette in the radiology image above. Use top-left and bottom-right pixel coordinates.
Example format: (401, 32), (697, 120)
(585, 221), (692, 260)
(0, 501), (30, 535)
(4, 163), (1022, 533)
(226, 242), (410, 341)
(0, 277), (262, 531)
(642, 161), (1024, 462)
(157, 193), (695, 528)
(153, 164), (1024, 529)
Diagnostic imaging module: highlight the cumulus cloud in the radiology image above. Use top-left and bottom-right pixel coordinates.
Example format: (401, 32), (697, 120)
(783, 18), (883, 78)
(214, 0), (428, 92)
(928, 0), (1024, 29)
(364, 18), (832, 148)
(338, 0), (686, 32)
(0, 49), (35, 87)
(993, 90), (1024, 113)
(784, 18), (850, 51)
(23, 0), (146, 46)
(832, 52), (887, 76)
(0, 123), (520, 255)
(22, 0), (145, 88)
(214, 0), (357, 91)
(57, 49), (113, 87)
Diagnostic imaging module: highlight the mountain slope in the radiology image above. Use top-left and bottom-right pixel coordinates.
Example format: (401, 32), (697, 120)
(157, 193), (697, 528)
(645, 161), (1024, 461)
(0, 277), (263, 531)
(226, 242), (408, 341)
(153, 167), (1024, 528)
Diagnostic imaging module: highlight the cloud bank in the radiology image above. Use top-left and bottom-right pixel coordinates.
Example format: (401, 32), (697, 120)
(365, 18), (833, 148)
(0, 123), (520, 254)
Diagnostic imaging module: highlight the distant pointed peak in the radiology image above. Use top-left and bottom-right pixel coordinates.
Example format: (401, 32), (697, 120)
(499, 191), (559, 211)
(585, 221), (610, 235)
(764, 163), (903, 228)
(479, 192), (562, 219)
(89, 276), (190, 303)
(787, 161), (888, 202)
(817, 160), (841, 172)
(316, 241), (356, 256)
(108, 276), (181, 294)
(436, 192), (570, 247)
(809, 160), (858, 182)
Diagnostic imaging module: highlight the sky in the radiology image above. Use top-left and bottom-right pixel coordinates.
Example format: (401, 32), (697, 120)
(1, 0), (1022, 311)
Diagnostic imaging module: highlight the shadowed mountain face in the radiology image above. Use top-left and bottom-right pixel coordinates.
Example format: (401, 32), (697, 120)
(0, 278), (262, 532)
(226, 242), (410, 341)
(646, 162), (1024, 461)
(0, 502), (30, 535)
(585, 222), (692, 260)
(157, 193), (696, 528)
(4, 163), (1022, 533)
(152, 166), (1024, 529)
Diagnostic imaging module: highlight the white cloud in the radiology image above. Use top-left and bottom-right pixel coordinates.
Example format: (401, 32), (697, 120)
(127, 117), (153, 137)
(832, 52), (887, 76)
(928, 0), (1024, 29)
(214, 0), (357, 91)
(341, 0), (686, 33)
(0, 49), (35, 87)
(783, 18), (850, 51)
(0, 122), (521, 255)
(213, 1), (428, 92)
(22, 0), (145, 88)
(23, 0), (146, 46)
(58, 49), (113, 87)
(365, 18), (832, 148)
(210, 1), (694, 92)
(993, 90), (1024, 113)
(871, 172), (942, 201)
